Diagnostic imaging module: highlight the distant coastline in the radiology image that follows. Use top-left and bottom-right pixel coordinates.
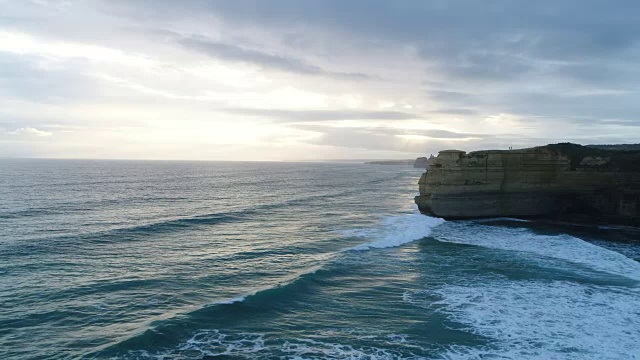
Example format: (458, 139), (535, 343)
(364, 159), (414, 166)
(365, 157), (431, 168)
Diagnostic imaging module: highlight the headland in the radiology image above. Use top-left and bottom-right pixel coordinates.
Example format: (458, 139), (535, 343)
(415, 143), (640, 226)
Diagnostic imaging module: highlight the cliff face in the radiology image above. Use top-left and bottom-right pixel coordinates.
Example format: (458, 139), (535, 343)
(413, 157), (431, 168)
(413, 155), (435, 169)
(415, 143), (640, 225)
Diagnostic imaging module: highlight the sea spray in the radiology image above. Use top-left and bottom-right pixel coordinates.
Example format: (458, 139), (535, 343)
(343, 213), (445, 250)
(409, 281), (640, 360)
(433, 221), (640, 281)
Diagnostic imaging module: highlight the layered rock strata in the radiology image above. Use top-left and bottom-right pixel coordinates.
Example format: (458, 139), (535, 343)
(414, 143), (640, 225)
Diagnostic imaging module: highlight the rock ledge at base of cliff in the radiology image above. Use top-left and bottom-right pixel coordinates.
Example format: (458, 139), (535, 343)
(414, 143), (640, 226)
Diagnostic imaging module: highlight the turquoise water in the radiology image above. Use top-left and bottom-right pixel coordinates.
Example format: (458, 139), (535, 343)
(1, 160), (639, 359)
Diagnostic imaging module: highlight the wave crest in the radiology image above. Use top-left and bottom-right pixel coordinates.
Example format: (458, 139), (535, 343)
(343, 213), (445, 250)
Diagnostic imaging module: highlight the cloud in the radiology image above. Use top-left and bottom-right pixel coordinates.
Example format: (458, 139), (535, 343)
(102, 1), (640, 117)
(429, 108), (479, 116)
(0, 52), (99, 103)
(310, 127), (476, 153)
(223, 108), (418, 122)
(178, 36), (369, 79)
(7, 127), (52, 137)
(291, 123), (486, 153)
(106, 1), (640, 63)
(1, 0), (640, 159)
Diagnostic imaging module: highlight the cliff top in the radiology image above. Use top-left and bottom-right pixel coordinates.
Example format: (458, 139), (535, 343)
(461, 143), (640, 171)
(545, 143), (640, 171)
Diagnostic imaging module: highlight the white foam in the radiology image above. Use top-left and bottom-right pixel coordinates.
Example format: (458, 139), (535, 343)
(216, 295), (248, 305)
(131, 329), (426, 359)
(405, 281), (640, 360)
(433, 222), (640, 281)
(177, 330), (266, 357)
(343, 213), (445, 251)
(281, 337), (414, 359)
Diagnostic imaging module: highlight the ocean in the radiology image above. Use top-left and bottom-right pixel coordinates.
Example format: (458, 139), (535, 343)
(1, 159), (639, 359)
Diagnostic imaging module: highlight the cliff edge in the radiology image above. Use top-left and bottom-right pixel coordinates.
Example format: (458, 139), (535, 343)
(414, 143), (640, 226)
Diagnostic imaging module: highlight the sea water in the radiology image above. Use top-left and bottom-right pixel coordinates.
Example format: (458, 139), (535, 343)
(1, 159), (639, 359)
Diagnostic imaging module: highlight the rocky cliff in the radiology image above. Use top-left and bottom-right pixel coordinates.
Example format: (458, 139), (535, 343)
(415, 143), (640, 225)
(413, 157), (430, 168)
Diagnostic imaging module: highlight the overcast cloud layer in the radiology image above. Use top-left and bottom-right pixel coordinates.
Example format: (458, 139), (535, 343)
(0, 0), (639, 160)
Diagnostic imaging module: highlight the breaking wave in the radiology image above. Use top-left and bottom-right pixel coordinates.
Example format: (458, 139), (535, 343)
(344, 213), (445, 250)
(432, 221), (640, 281)
(405, 281), (640, 360)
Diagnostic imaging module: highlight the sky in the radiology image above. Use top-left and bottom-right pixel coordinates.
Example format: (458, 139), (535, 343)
(1, 0), (639, 160)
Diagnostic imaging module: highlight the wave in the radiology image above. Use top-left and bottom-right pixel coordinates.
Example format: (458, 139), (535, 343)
(3, 212), (246, 253)
(204, 264), (325, 307)
(193, 213), (444, 307)
(93, 265), (332, 357)
(404, 280), (640, 360)
(432, 221), (640, 281)
(343, 213), (445, 250)
(204, 214), (444, 307)
(93, 212), (442, 357)
(89, 211), (639, 359)
(181, 213), (444, 310)
(10, 184), (388, 247)
(123, 329), (426, 359)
